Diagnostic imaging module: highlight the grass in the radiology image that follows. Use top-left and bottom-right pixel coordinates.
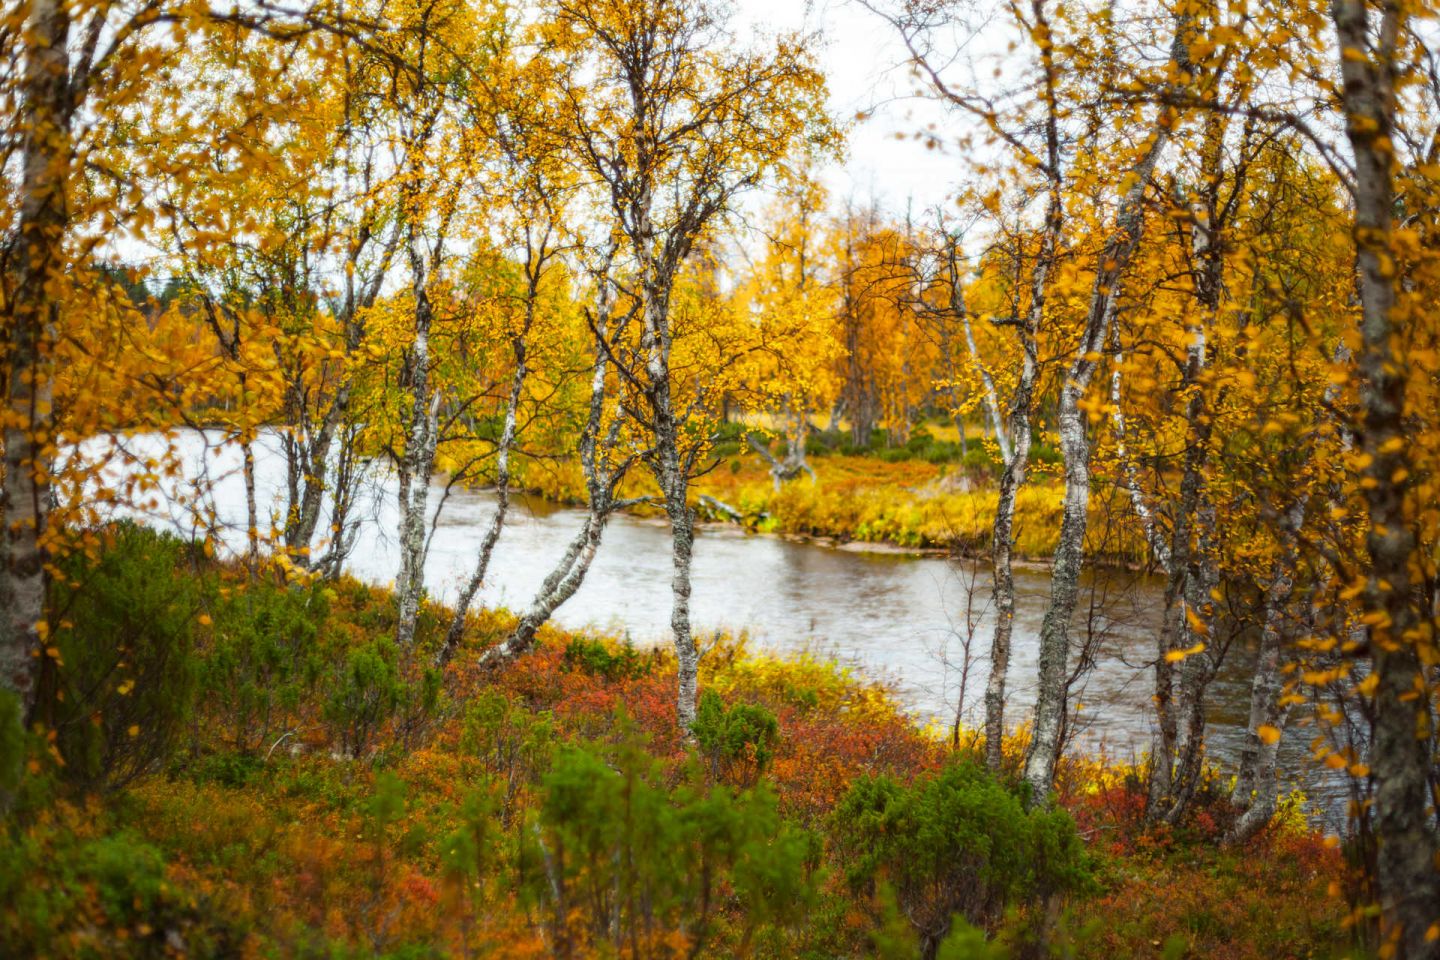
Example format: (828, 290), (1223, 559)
(522, 440), (1145, 562)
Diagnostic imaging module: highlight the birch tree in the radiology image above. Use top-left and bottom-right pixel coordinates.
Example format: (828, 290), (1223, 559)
(871, 0), (1068, 773)
(438, 49), (577, 666)
(544, 0), (830, 726)
(0, 0), (355, 739)
(1022, 9), (1196, 803)
(478, 249), (643, 667)
(1329, 0), (1440, 948)
(383, 0), (491, 649)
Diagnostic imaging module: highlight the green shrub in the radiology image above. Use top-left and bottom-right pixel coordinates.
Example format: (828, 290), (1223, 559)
(832, 762), (1091, 960)
(198, 580), (328, 754)
(460, 690), (554, 822)
(692, 688), (779, 786)
(522, 717), (814, 956)
(323, 637), (404, 758)
(0, 823), (236, 958)
(923, 443), (961, 465)
(961, 446), (999, 473)
(906, 428), (936, 452)
(561, 635), (645, 680)
(439, 784), (503, 896)
(47, 523), (205, 792)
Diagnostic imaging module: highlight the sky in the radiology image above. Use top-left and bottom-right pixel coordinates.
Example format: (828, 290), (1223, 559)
(731, 0), (980, 216)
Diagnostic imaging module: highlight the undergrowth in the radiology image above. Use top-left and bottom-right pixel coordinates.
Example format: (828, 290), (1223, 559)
(0, 525), (1349, 959)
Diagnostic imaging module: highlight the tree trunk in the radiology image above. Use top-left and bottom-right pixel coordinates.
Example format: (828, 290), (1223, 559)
(667, 487), (699, 727)
(983, 255), (1044, 773)
(1332, 0), (1440, 950)
(481, 514), (608, 667)
(437, 339), (526, 667)
(395, 230), (440, 649)
(1227, 537), (1305, 845)
(1024, 92), (1179, 803)
(983, 0), (1058, 771)
(482, 267), (629, 669)
(949, 246), (1010, 465)
(3, 0), (71, 720)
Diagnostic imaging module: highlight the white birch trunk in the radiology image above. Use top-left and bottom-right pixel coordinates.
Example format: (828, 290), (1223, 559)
(983, 0), (1059, 770)
(481, 264), (631, 668)
(395, 230), (440, 649)
(437, 343), (525, 666)
(1331, 0), (1440, 949)
(2, 0), (70, 719)
(1023, 109), (1179, 804)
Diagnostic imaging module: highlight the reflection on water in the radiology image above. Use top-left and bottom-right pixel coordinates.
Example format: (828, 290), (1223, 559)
(89, 430), (1344, 821)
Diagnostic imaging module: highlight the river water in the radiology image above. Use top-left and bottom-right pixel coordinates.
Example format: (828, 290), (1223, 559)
(85, 430), (1342, 821)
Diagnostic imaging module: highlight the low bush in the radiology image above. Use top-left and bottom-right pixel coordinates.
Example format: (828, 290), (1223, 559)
(521, 716), (815, 957)
(198, 579), (329, 754)
(692, 688), (779, 786)
(459, 690), (555, 823)
(832, 761), (1091, 960)
(0, 815), (237, 958)
(324, 637), (405, 759)
(46, 523), (206, 792)
(561, 635), (646, 680)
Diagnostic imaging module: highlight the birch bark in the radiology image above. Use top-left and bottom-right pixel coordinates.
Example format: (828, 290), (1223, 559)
(3, 0), (72, 715)
(982, 0), (1059, 772)
(1331, 0), (1440, 949)
(480, 267), (633, 667)
(1022, 72), (1183, 802)
(394, 227), (441, 649)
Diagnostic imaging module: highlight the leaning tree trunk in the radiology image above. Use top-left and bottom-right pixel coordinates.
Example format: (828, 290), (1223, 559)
(480, 268), (630, 670)
(1332, 0), (1440, 951)
(949, 245), (1012, 467)
(1227, 519), (1307, 845)
(480, 514), (608, 667)
(1023, 81), (1180, 802)
(437, 337), (526, 667)
(3, 0), (71, 723)
(1230, 343), (1349, 842)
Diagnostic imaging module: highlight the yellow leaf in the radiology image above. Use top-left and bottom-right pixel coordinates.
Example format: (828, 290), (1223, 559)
(1164, 642), (1207, 663)
(1257, 724), (1281, 745)
(127, 725), (140, 738)
(1184, 607), (1210, 636)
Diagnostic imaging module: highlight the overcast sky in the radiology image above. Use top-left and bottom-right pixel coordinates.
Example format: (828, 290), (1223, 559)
(732, 0), (977, 215)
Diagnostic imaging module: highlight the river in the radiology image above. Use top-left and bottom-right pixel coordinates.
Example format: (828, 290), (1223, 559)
(83, 430), (1343, 822)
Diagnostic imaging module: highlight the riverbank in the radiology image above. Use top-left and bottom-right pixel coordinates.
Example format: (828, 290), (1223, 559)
(1, 525), (1351, 959)
(521, 450), (1150, 564)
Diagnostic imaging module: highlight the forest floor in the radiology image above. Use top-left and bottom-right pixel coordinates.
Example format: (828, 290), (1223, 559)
(0, 528), (1357, 959)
